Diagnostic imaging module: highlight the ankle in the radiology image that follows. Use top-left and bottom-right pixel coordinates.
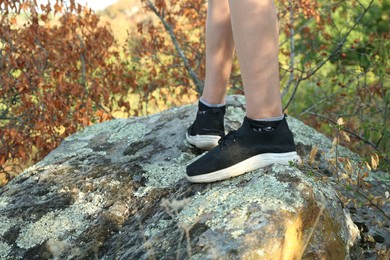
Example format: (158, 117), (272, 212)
(248, 114), (284, 122)
(199, 96), (225, 108)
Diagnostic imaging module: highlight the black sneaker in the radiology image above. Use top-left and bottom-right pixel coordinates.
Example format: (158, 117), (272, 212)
(186, 116), (301, 183)
(186, 101), (225, 150)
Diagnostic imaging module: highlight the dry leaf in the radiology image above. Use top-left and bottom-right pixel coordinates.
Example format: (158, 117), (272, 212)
(341, 131), (351, 142)
(365, 161), (371, 171)
(337, 117), (345, 126)
(371, 153), (379, 170)
(345, 159), (352, 171)
(367, 235), (375, 243)
(309, 145), (319, 163)
(332, 136), (339, 146)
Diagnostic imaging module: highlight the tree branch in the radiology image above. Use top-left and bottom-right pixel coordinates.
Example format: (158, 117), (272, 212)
(283, 0), (374, 110)
(283, 70), (304, 111)
(281, 0), (296, 99)
(306, 112), (378, 149)
(301, 0), (374, 81)
(143, 0), (204, 93)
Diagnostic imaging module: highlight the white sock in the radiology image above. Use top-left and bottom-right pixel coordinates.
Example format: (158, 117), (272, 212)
(252, 114), (284, 122)
(200, 97), (225, 108)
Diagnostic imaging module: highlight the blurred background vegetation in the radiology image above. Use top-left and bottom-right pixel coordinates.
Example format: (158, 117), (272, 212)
(0, 0), (388, 185)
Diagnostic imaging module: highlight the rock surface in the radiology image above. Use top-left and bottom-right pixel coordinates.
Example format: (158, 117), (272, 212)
(0, 95), (376, 259)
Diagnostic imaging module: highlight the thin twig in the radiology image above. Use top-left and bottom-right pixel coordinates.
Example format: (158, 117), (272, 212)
(284, 0), (374, 110)
(143, 0), (203, 93)
(355, 190), (390, 220)
(299, 71), (365, 117)
(299, 202), (325, 258)
(306, 112), (378, 149)
(300, 0), (374, 81)
(282, 0), (296, 98)
(283, 70), (304, 111)
(305, 163), (390, 221)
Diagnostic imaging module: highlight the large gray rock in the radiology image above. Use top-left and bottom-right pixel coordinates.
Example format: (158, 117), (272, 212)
(0, 95), (361, 259)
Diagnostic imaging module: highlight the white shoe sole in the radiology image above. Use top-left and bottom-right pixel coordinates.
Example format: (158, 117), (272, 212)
(186, 132), (221, 150)
(187, 152), (301, 183)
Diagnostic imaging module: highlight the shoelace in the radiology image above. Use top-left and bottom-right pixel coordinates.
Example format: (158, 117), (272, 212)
(218, 130), (237, 149)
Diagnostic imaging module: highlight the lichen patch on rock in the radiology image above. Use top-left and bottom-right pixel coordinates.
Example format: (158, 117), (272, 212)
(177, 166), (304, 233)
(0, 241), (11, 259)
(16, 192), (104, 249)
(141, 163), (186, 188)
(0, 216), (13, 236)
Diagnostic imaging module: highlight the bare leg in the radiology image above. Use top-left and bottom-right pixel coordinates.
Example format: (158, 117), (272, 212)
(201, 0), (235, 105)
(229, 0), (283, 119)
(186, 0), (300, 183)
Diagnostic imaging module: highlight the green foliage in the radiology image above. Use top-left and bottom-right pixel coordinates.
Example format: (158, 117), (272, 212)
(279, 0), (389, 170)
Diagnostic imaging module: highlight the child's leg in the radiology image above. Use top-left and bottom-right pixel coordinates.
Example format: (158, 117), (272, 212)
(229, 0), (283, 119)
(201, 0), (235, 105)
